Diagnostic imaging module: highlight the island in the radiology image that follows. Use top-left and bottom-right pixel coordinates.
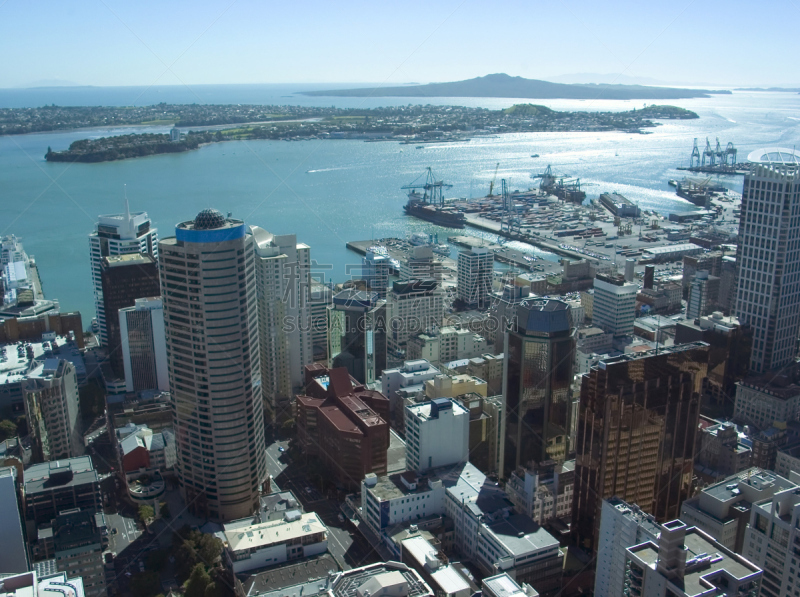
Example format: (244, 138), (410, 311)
(43, 103), (699, 163)
(300, 73), (731, 100)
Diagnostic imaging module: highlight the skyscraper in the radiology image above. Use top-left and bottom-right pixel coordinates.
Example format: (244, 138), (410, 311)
(457, 247), (493, 309)
(89, 199), (158, 346)
(250, 227), (312, 424)
(160, 209), (266, 521)
(571, 342), (708, 552)
(591, 273), (637, 336)
(119, 297), (168, 393)
(735, 147), (800, 373)
(327, 289), (387, 385)
(100, 253), (160, 378)
(362, 250), (390, 299)
(502, 298), (575, 477)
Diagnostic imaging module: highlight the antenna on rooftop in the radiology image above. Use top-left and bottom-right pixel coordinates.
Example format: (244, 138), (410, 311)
(124, 184), (131, 221)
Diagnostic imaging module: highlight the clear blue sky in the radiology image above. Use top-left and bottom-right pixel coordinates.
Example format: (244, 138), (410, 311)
(1, 0), (797, 88)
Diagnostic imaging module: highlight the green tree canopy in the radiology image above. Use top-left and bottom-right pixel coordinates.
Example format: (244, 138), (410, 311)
(184, 564), (212, 597)
(0, 420), (17, 442)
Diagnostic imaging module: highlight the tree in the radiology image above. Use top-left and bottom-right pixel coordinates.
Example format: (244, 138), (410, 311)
(138, 504), (154, 524)
(184, 564), (211, 597)
(130, 571), (161, 597)
(145, 549), (168, 573)
(195, 533), (222, 564)
(0, 420), (17, 442)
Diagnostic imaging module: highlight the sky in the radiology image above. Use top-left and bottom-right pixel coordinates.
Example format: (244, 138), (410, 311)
(1, 0), (798, 89)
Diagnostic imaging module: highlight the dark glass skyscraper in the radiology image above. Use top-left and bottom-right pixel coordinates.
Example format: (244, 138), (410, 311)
(502, 298), (575, 477)
(571, 342), (708, 552)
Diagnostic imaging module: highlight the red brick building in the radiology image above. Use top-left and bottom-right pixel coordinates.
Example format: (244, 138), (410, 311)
(296, 365), (390, 489)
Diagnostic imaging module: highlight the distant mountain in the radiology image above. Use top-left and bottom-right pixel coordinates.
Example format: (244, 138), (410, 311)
(735, 87), (800, 92)
(300, 73), (731, 100)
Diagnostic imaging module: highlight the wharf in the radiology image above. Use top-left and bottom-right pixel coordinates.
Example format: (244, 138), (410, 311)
(677, 165), (749, 175)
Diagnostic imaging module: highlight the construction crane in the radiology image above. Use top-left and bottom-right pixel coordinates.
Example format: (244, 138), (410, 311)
(488, 162), (500, 197)
(690, 138), (701, 168)
(401, 167), (453, 207)
(724, 142), (737, 166)
(501, 179), (522, 236)
(702, 138), (716, 167)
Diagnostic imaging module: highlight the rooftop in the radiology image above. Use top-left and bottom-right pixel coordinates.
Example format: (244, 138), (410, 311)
(23, 457), (99, 494)
(484, 514), (560, 557)
(628, 528), (761, 597)
(747, 147), (800, 165)
(225, 512), (326, 553)
(242, 554), (340, 597)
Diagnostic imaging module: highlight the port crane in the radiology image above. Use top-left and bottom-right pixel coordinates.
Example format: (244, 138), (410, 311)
(401, 167), (453, 207)
(488, 162), (500, 197)
(702, 138), (716, 167)
(531, 165), (585, 203)
(690, 138), (701, 168)
(500, 179), (523, 236)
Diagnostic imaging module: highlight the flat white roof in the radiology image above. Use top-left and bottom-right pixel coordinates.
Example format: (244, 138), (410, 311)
(747, 147), (800, 165)
(225, 512), (326, 553)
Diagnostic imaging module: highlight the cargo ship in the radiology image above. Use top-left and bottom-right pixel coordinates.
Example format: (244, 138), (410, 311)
(403, 168), (467, 229)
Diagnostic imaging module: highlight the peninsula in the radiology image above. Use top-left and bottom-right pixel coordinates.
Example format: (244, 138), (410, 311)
(44, 103), (698, 163)
(301, 73), (731, 100)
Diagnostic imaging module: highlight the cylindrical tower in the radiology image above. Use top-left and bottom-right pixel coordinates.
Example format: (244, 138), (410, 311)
(159, 209), (266, 521)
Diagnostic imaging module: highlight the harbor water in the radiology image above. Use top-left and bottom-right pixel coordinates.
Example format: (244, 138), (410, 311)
(0, 86), (799, 321)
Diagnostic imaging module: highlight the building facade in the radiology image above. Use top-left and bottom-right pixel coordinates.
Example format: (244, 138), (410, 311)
(23, 358), (83, 462)
(735, 148), (800, 373)
(457, 248), (493, 310)
(502, 298), (575, 477)
(160, 209), (266, 521)
(592, 274), (637, 337)
(327, 289), (387, 385)
(100, 253), (161, 378)
(89, 201), (158, 346)
(405, 398), (469, 473)
(571, 343), (708, 552)
(387, 280), (445, 357)
(119, 297), (168, 393)
(251, 227), (312, 424)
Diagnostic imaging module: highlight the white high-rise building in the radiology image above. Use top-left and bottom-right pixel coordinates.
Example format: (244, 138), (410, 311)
(742, 477), (800, 597)
(405, 397), (469, 473)
(119, 297), (168, 393)
(160, 209), (266, 522)
(250, 228), (312, 424)
(735, 147), (800, 373)
(387, 280), (445, 356)
(89, 199), (158, 345)
(457, 247), (493, 309)
(594, 498), (661, 597)
(592, 273), (637, 336)
(363, 251), (390, 299)
(400, 246), (444, 283)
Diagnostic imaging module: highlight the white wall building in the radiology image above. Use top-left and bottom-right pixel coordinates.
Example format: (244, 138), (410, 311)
(735, 148), (800, 373)
(89, 199), (158, 345)
(407, 326), (489, 366)
(625, 520), (762, 597)
(400, 246), (444, 283)
(364, 251), (391, 299)
(734, 380), (800, 429)
(251, 227), (312, 423)
(387, 280), (445, 356)
(742, 476), (800, 597)
(457, 248), (493, 309)
(592, 274), (637, 337)
(505, 460), (574, 526)
(594, 498), (661, 597)
(223, 511), (328, 573)
(405, 398), (469, 473)
(680, 468), (795, 554)
(119, 297), (168, 393)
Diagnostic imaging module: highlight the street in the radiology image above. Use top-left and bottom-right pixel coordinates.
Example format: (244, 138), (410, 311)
(265, 439), (379, 570)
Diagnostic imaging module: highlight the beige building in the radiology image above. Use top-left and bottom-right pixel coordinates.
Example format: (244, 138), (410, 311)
(160, 209), (267, 522)
(251, 227), (312, 424)
(425, 373), (487, 399)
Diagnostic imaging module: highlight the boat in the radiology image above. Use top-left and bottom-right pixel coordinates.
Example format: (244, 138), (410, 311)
(402, 168), (466, 229)
(531, 154), (539, 158)
(668, 179), (677, 187)
(416, 145), (425, 149)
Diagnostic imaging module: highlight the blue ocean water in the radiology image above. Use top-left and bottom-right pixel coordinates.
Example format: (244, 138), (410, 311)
(0, 85), (798, 322)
